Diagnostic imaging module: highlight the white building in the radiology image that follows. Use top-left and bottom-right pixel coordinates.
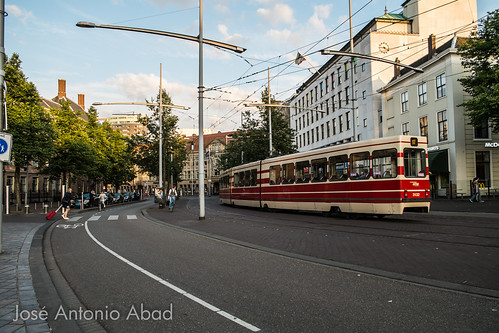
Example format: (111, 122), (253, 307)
(289, 0), (477, 152)
(378, 36), (499, 197)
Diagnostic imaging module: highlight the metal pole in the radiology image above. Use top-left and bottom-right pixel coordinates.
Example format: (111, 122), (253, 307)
(349, 0), (356, 142)
(198, 0), (205, 219)
(268, 68), (272, 156)
(159, 64), (163, 190)
(0, 0), (4, 252)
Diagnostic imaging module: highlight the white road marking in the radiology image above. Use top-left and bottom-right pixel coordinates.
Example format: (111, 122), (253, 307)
(127, 215), (137, 220)
(108, 215), (119, 220)
(69, 216), (83, 221)
(88, 216), (101, 221)
(84, 222), (260, 332)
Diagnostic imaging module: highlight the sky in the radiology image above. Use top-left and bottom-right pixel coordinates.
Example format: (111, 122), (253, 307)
(5, 0), (497, 134)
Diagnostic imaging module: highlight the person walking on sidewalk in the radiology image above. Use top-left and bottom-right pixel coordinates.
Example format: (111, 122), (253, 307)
(61, 188), (72, 220)
(168, 186), (177, 211)
(469, 177), (484, 203)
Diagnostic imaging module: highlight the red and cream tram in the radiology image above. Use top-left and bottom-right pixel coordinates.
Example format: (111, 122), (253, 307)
(219, 136), (430, 215)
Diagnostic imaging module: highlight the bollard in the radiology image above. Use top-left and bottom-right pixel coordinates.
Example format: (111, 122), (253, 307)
(24, 205), (30, 214)
(44, 204), (49, 214)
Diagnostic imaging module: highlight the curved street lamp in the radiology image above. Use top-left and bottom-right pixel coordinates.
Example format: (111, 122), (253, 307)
(77, 1), (246, 219)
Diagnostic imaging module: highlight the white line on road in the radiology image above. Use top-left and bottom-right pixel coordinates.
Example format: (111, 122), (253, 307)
(88, 216), (101, 221)
(127, 215), (137, 220)
(84, 222), (260, 332)
(108, 215), (119, 220)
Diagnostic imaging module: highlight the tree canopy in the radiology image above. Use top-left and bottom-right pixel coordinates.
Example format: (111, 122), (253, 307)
(218, 87), (296, 170)
(130, 89), (187, 189)
(458, 9), (499, 133)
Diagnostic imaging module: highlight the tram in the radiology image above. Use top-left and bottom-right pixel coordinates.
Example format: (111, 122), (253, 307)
(219, 136), (430, 215)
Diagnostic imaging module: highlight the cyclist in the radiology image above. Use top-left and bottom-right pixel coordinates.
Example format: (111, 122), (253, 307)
(168, 186), (177, 211)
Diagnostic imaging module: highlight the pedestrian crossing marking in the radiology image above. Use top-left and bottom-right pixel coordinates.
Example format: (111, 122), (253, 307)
(69, 216), (83, 222)
(127, 215), (137, 220)
(85, 215), (138, 221)
(88, 216), (101, 221)
(108, 215), (119, 220)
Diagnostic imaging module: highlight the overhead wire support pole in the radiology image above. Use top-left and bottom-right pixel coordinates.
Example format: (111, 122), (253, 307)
(349, 0), (356, 142)
(198, 0), (205, 219)
(77, 1), (245, 220)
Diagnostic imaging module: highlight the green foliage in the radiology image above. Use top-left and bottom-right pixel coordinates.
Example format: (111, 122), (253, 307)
(5, 53), (56, 168)
(458, 9), (499, 133)
(130, 89), (187, 188)
(218, 87), (296, 170)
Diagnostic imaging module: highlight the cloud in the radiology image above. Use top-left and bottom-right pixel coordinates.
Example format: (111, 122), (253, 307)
(6, 4), (33, 24)
(217, 24), (244, 45)
(308, 4), (332, 33)
(257, 3), (295, 26)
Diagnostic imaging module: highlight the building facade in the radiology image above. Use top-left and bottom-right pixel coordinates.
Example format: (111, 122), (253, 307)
(289, 0), (477, 152)
(179, 131), (234, 196)
(379, 36), (499, 197)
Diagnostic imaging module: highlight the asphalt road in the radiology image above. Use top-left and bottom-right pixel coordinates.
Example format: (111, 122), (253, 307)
(46, 199), (499, 332)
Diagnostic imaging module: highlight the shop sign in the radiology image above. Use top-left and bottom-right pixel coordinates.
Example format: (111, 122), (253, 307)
(484, 142), (499, 148)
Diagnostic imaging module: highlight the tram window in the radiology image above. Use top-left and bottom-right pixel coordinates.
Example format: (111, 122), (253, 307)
(234, 172), (242, 187)
(350, 152), (370, 180)
(250, 169), (258, 186)
(282, 163), (295, 184)
(372, 149), (397, 179)
(269, 165), (281, 185)
(329, 155), (348, 181)
(311, 158), (327, 182)
(296, 161), (310, 183)
(404, 148), (426, 178)
(244, 170), (251, 186)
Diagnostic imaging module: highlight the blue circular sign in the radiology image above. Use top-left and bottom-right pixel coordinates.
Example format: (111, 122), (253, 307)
(0, 138), (8, 154)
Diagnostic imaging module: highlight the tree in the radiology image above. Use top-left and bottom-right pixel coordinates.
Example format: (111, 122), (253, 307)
(130, 89), (187, 189)
(43, 100), (98, 186)
(218, 87), (296, 170)
(86, 106), (135, 189)
(5, 53), (56, 208)
(458, 9), (499, 133)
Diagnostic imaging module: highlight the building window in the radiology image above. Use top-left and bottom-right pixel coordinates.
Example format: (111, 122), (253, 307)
(437, 110), (448, 141)
(332, 119), (337, 135)
(321, 124), (325, 140)
(307, 131), (310, 145)
(362, 90), (367, 99)
(325, 77), (329, 93)
(418, 82), (427, 106)
(419, 116), (428, 137)
(326, 122), (330, 137)
(320, 82), (323, 98)
(311, 128), (315, 143)
(436, 73), (446, 99)
(345, 87), (350, 105)
(316, 126), (320, 142)
(346, 112), (351, 130)
(402, 122), (409, 135)
(475, 151), (491, 182)
(339, 115), (343, 133)
(474, 119), (490, 139)
(361, 63), (366, 72)
(338, 68), (342, 84)
(345, 62), (350, 80)
(401, 91), (409, 113)
(331, 73), (335, 89)
(311, 111), (314, 124)
(306, 93), (309, 107)
(338, 92), (342, 109)
(331, 96), (336, 112)
(363, 118), (368, 127)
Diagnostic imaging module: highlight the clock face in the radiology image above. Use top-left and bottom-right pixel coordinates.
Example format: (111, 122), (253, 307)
(379, 42), (390, 53)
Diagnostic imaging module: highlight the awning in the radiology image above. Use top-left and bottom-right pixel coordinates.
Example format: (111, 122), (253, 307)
(428, 150), (449, 174)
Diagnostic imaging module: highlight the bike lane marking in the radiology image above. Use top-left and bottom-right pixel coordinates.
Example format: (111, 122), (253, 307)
(84, 221), (260, 332)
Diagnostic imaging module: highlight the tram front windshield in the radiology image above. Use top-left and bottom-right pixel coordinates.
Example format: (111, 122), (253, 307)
(404, 148), (426, 178)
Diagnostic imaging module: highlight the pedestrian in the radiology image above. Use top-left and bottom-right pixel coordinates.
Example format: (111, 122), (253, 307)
(99, 190), (107, 211)
(469, 177), (484, 203)
(90, 190), (96, 207)
(61, 188), (72, 220)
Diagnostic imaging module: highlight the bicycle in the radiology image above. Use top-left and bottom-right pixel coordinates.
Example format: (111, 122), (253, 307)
(168, 196), (175, 212)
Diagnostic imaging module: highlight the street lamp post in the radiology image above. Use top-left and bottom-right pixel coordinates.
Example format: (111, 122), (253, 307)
(77, 0), (245, 220)
(92, 99), (189, 197)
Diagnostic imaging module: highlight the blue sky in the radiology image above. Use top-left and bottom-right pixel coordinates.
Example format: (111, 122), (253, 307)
(5, 0), (497, 133)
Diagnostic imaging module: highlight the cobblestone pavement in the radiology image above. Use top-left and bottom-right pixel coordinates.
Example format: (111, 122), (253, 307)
(0, 219), (50, 333)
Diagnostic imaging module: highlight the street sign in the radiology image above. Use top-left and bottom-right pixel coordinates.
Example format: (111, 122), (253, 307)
(0, 132), (13, 163)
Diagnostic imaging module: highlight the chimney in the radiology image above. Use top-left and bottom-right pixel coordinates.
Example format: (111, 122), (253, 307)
(428, 34), (436, 58)
(78, 94), (85, 110)
(58, 79), (66, 99)
(394, 57), (401, 77)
